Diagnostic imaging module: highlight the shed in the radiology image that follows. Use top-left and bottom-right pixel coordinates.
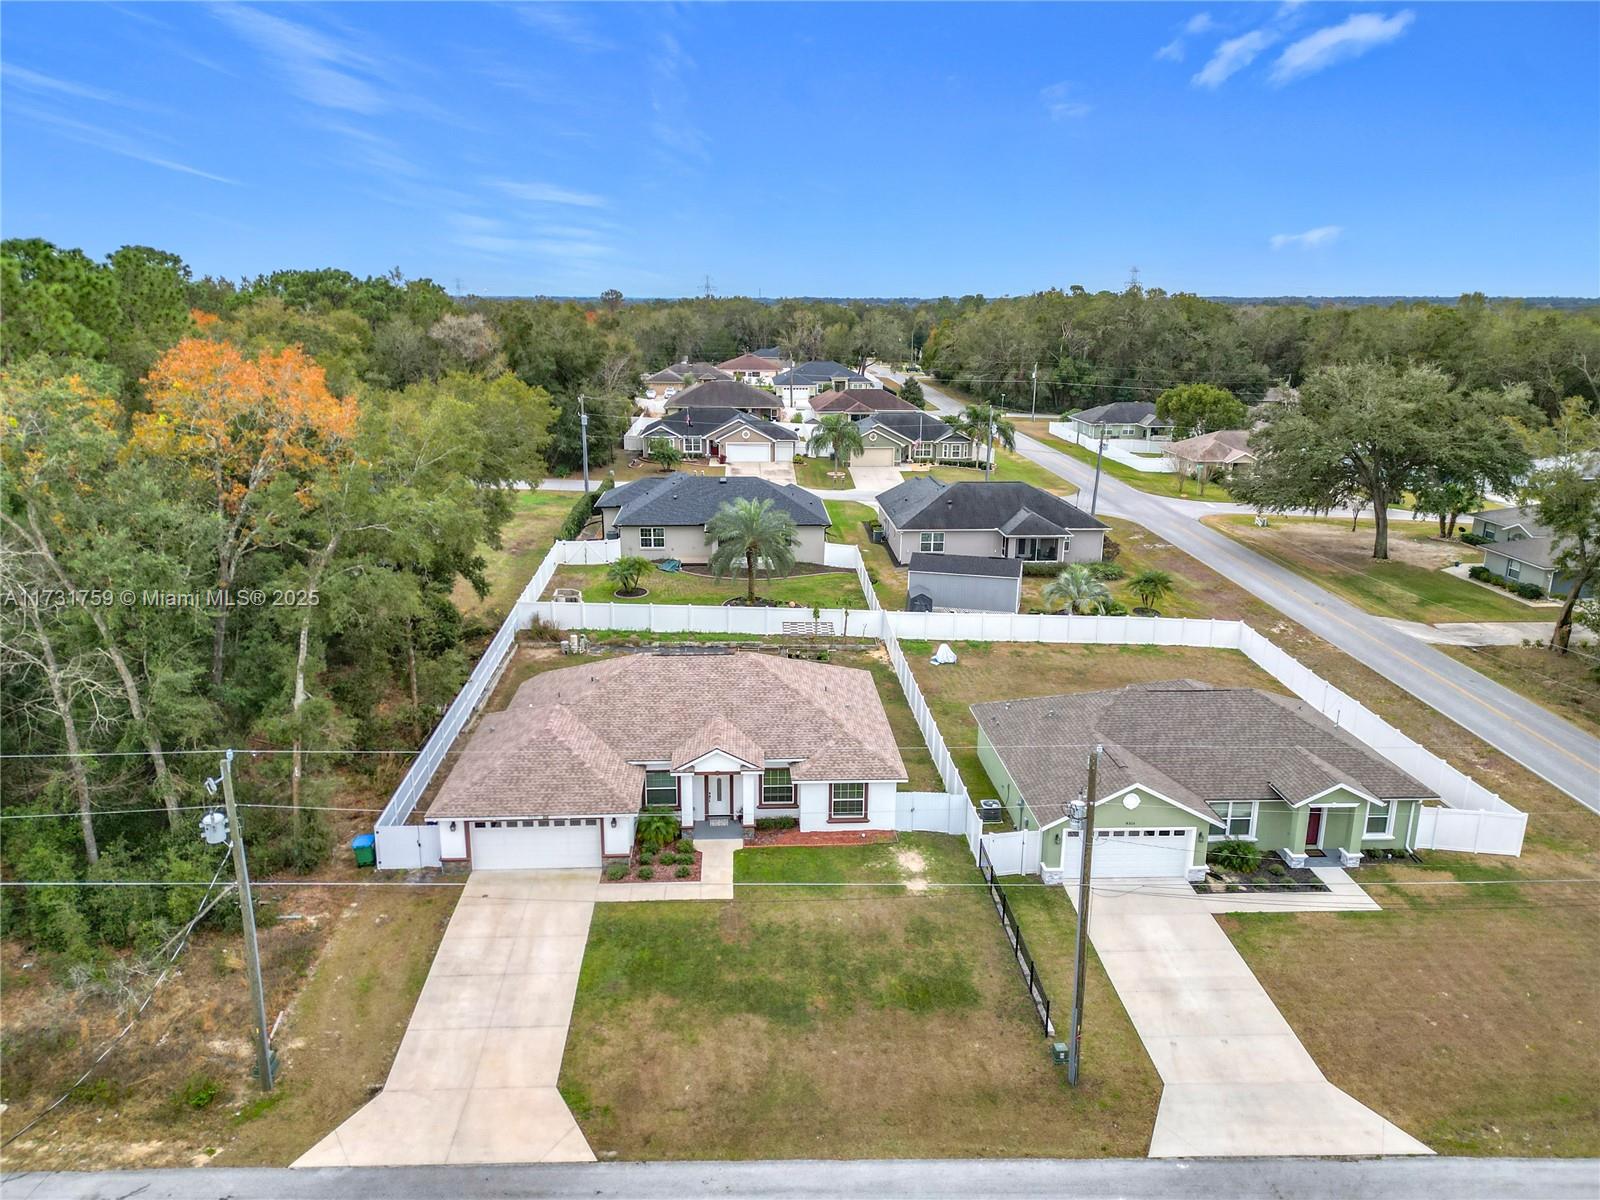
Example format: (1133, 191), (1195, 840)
(906, 553), (1023, 613)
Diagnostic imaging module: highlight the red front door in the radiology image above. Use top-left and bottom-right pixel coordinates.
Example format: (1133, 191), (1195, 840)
(1305, 807), (1323, 846)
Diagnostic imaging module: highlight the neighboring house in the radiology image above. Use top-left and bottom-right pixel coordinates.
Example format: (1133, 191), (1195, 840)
(596, 473), (830, 563)
(850, 411), (983, 466)
(717, 352), (784, 386)
(877, 477), (1107, 565)
(426, 652), (909, 868)
(907, 552), (1023, 613)
(973, 681), (1437, 883)
(1162, 429), (1255, 478)
(633, 406), (799, 464)
(810, 388), (919, 418)
(1469, 505), (1593, 598)
(1067, 401), (1175, 444)
(774, 360), (875, 404)
(664, 378), (784, 417)
(641, 360), (732, 400)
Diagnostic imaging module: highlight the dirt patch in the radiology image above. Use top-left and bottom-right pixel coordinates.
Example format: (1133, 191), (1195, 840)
(895, 847), (929, 893)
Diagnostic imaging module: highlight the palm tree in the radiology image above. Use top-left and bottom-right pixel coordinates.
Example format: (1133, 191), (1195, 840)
(1129, 568), (1174, 613)
(809, 414), (865, 476)
(950, 404), (1016, 479)
(607, 555), (652, 596)
(706, 497), (799, 604)
(1042, 563), (1111, 615)
(646, 438), (683, 472)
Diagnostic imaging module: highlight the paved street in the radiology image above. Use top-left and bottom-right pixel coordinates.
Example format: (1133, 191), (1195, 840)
(11, 1158), (1597, 1199)
(912, 376), (1600, 810)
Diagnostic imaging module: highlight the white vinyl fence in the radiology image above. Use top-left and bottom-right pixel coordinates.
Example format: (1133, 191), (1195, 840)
(895, 792), (971, 835)
(1048, 422), (1175, 473)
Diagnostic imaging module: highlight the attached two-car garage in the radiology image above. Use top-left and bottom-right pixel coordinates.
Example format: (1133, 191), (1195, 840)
(1061, 826), (1196, 879)
(459, 819), (604, 870)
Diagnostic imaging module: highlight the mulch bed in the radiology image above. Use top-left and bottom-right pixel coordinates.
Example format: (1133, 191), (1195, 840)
(601, 841), (703, 884)
(1192, 860), (1329, 894)
(742, 828), (898, 848)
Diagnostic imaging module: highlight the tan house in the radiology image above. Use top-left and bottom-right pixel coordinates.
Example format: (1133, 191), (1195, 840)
(877, 477), (1107, 565)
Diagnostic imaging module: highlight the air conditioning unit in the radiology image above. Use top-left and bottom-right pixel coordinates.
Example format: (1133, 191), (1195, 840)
(979, 799), (1005, 824)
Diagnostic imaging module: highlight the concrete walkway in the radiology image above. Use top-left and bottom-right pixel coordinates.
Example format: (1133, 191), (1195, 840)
(594, 838), (736, 902)
(1385, 618), (1591, 647)
(1075, 876), (1431, 1159)
(848, 464), (904, 492)
(295, 870), (598, 1168)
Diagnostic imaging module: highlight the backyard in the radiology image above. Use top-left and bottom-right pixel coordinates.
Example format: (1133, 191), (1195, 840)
(557, 834), (1160, 1159)
(825, 499), (906, 608)
(450, 489), (577, 619)
(540, 561), (869, 609)
(1202, 514), (1540, 624)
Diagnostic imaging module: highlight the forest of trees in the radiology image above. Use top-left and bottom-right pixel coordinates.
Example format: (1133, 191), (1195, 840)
(3, 237), (1598, 960)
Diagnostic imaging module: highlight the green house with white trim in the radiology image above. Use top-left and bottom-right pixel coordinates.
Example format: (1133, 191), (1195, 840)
(972, 681), (1436, 883)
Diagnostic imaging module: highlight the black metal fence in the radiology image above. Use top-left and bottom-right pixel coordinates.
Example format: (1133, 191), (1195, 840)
(978, 840), (1055, 1036)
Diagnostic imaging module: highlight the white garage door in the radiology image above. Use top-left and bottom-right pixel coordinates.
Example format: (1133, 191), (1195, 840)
(470, 819), (602, 870)
(1062, 827), (1193, 879)
(722, 440), (773, 462)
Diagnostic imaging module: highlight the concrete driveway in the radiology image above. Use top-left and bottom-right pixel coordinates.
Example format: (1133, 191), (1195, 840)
(1077, 874), (1431, 1158)
(848, 464), (903, 493)
(295, 870), (597, 1167)
(726, 460), (796, 485)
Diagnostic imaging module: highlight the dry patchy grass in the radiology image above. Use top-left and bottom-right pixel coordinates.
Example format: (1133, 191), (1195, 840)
(451, 490), (575, 620)
(1437, 644), (1600, 738)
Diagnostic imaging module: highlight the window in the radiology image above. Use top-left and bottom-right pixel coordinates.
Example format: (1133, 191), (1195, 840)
(1364, 801), (1394, 839)
(640, 527), (666, 549)
(912, 443), (934, 460)
(682, 436), (706, 456)
(644, 771), (677, 808)
(940, 442), (969, 459)
(762, 767), (795, 806)
(1210, 801), (1255, 839)
(829, 782), (867, 821)
(1479, 525), (1496, 541)
(919, 531), (944, 553)
(1504, 559), (1521, 581)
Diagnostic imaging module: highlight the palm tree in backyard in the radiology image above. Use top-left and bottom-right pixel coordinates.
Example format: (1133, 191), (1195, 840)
(706, 497), (799, 604)
(1042, 563), (1111, 615)
(1129, 568), (1174, 613)
(809, 414), (865, 477)
(950, 404), (1016, 480)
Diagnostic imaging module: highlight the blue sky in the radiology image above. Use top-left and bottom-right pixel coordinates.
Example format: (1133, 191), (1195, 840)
(3, 3), (1596, 298)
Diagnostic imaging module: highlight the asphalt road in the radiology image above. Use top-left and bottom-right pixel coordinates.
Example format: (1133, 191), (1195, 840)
(8, 1158), (1598, 1200)
(911, 377), (1600, 810)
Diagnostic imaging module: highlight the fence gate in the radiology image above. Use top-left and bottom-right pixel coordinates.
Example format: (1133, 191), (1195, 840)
(979, 841), (1054, 1036)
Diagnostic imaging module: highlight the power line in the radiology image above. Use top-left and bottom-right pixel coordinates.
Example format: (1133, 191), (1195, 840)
(1, 876), (1593, 890)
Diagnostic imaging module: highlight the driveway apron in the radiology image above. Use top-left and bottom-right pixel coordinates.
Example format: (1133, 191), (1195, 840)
(294, 869), (598, 1167)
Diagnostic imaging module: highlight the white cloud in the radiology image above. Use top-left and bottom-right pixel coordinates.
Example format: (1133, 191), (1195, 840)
(1040, 81), (1091, 121)
(1270, 11), (1415, 84)
(211, 5), (390, 112)
(1192, 29), (1277, 87)
(1156, 12), (1215, 62)
(1270, 225), (1342, 250)
(514, 4), (616, 52)
(7, 104), (238, 184)
(490, 179), (607, 208)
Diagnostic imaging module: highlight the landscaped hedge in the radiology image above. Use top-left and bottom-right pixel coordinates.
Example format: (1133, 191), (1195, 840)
(1458, 530), (1490, 546)
(755, 816), (799, 832)
(1468, 563), (1544, 599)
(557, 476), (615, 541)
(1087, 562), (1125, 581)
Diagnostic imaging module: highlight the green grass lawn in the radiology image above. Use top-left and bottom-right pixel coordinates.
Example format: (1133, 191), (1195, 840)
(1436, 644), (1600, 737)
(793, 456), (853, 489)
(929, 446), (1078, 496)
(558, 834), (1159, 1160)
(451, 490), (577, 619)
(1204, 515), (1538, 623)
(824, 499), (906, 608)
(1010, 419), (1231, 502)
(541, 562), (869, 608)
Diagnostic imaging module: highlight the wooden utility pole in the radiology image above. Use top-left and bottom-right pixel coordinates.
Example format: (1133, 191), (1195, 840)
(219, 751), (275, 1091)
(1067, 743), (1101, 1086)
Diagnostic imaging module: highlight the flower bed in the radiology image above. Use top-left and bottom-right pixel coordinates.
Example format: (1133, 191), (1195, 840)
(1193, 859), (1328, 894)
(602, 840), (702, 883)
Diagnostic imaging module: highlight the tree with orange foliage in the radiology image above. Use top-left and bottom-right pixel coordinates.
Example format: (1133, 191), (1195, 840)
(135, 339), (358, 686)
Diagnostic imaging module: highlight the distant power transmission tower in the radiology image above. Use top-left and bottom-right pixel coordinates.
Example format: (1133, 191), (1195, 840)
(702, 274), (715, 299)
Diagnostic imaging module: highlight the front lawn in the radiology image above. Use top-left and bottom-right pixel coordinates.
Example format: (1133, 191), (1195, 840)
(1203, 515), (1538, 623)
(1011, 419), (1231, 502)
(541, 562), (869, 609)
(793, 456), (853, 489)
(929, 446), (1077, 496)
(900, 640), (1286, 802)
(558, 834), (1159, 1159)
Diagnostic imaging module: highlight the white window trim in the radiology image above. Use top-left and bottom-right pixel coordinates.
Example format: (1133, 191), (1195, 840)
(1208, 800), (1257, 841)
(919, 531), (945, 553)
(1363, 800), (1395, 840)
(829, 782), (867, 820)
(640, 527), (666, 549)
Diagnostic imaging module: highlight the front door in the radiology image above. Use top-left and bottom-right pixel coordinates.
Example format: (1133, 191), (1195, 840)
(1305, 807), (1324, 847)
(705, 776), (732, 819)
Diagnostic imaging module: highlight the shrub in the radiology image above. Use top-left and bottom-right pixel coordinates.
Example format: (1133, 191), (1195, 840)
(1087, 562), (1125, 581)
(755, 816), (799, 832)
(1102, 535), (1122, 562)
(556, 478), (614, 541)
(1467, 564), (1492, 582)
(1225, 883), (1246, 894)
(1022, 561), (1064, 577)
(173, 1073), (221, 1111)
(637, 866), (654, 881)
(636, 812), (679, 854)
(603, 863), (628, 881)
(675, 865), (691, 879)
(1100, 599), (1129, 616)
(1208, 839), (1262, 874)
(1513, 581), (1544, 600)
(1458, 530), (1490, 546)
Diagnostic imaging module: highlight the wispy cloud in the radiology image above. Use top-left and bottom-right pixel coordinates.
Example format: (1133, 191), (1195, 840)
(1156, 12), (1215, 62)
(513, 4), (616, 53)
(2, 63), (144, 107)
(1270, 225), (1342, 250)
(1039, 81), (1091, 121)
(490, 179), (607, 207)
(1193, 30), (1277, 88)
(648, 31), (709, 164)
(1270, 11), (1415, 85)
(7, 103), (238, 184)
(211, 4), (390, 112)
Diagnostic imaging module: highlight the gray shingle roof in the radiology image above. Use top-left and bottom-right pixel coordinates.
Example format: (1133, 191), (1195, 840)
(774, 360), (870, 386)
(856, 411), (965, 443)
(1071, 401), (1170, 427)
(639, 409), (796, 442)
(878, 479), (1107, 534)
(598, 473), (828, 528)
(427, 653), (907, 820)
(971, 681), (1435, 827)
(665, 379), (782, 411)
(907, 553), (1022, 579)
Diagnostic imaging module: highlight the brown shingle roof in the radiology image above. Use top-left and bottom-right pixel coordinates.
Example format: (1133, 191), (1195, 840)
(427, 653), (906, 821)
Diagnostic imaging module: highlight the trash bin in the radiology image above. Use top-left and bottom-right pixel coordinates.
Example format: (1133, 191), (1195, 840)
(1051, 1041), (1069, 1065)
(351, 833), (376, 868)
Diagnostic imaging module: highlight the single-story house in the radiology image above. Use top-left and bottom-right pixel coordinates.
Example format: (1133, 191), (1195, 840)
(1162, 429), (1255, 480)
(774, 360), (875, 404)
(810, 388), (920, 418)
(877, 477), (1107, 565)
(596, 473), (830, 563)
(851, 411), (984, 466)
(664, 378), (784, 417)
(973, 680), (1438, 882)
(634, 407), (798, 464)
(907, 552), (1022, 613)
(1469, 505), (1592, 598)
(642, 361), (732, 400)
(1067, 401), (1174, 444)
(717, 352), (784, 385)
(425, 652), (909, 868)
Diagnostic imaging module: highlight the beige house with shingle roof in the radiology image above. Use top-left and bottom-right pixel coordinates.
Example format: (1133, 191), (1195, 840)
(426, 652), (907, 869)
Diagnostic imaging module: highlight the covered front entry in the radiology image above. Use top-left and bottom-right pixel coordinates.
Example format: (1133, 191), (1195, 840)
(469, 819), (604, 870)
(703, 774), (736, 820)
(1062, 826), (1195, 879)
(1306, 807), (1325, 848)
